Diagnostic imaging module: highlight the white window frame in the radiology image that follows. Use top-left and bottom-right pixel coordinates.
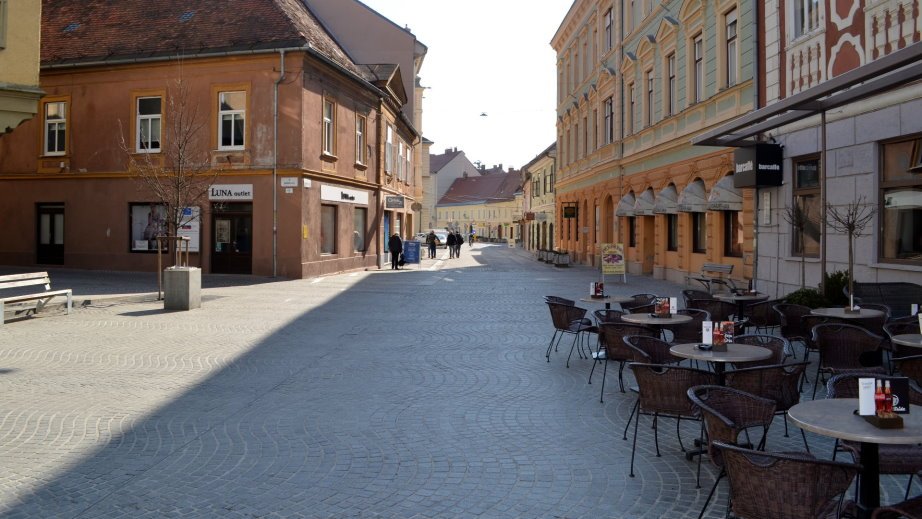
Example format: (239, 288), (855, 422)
(44, 101), (67, 156)
(385, 124), (395, 174)
(667, 53), (676, 116)
(646, 70), (654, 127)
(322, 99), (335, 156)
(725, 9), (738, 87)
(218, 91), (245, 151)
(355, 114), (366, 165)
(693, 34), (704, 103)
(136, 96), (162, 153)
(794, 0), (820, 38)
(398, 141), (405, 181)
(604, 97), (613, 144)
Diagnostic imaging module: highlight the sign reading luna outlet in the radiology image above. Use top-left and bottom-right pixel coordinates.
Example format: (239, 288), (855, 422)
(733, 144), (783, 188)
(209, 184), (253, 200)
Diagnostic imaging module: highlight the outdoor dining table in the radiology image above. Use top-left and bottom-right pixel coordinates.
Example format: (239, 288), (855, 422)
(669, 342), (772, 385)
(579, 295), (635, 311)
(810, 307), (886, 320)
(622, 312), (692, 340)
(787, 398), (922, 519)
(713, 292), (769, 319)
(891, 334), (922, 349)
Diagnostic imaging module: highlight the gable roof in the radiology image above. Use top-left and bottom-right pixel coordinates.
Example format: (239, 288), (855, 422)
(438, 171), (522, 206)
(41, 0), (360, 75)
(429, 149), (463, 173)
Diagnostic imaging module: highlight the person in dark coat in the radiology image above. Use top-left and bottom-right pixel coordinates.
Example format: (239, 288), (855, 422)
(446, 231), (457, 259)
(426, 230), (437, 259)
(454, 231), (463, 258)
(388, 233), (403, 270)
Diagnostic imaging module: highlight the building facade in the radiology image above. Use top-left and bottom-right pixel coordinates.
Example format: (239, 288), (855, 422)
(552, 0), (758, 286)
(0, 0), (43, 134)
(436, 170), (523, 241)
(425, 147), (481, 231)
(0, 0), (425, 279)
(522, 143), (557, 251)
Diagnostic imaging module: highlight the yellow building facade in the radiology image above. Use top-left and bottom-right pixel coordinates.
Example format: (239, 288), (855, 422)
(523, 144), (557, 251)
(0, 0), (43, 133)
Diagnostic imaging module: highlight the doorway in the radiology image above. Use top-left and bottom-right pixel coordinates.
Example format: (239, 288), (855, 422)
(211, 203), (252, 274)
(36, 204), (65, 265)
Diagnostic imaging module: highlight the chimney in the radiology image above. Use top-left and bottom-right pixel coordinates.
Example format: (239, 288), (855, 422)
(453, 147), (457, 152)
(445, 148), (452, 154)
(463, 172), (468, 178)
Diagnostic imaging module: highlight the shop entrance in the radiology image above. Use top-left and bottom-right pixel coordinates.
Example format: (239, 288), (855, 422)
(211, 203), (252, 274)
(36, 204), (65, 265)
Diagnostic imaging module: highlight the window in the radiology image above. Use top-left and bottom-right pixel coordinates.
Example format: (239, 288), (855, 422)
(693, 34), (704, 103)
(725, 9), (738, 87)
(667, 53), (676, 116)
(582, 116), (588, 157)
(322, 99), (335, 156)
(667, 214), (678, 251)
(321, 204), (336, 254)
(398, 142), (405, 181)
(386, 125), (394, 173)
(405, 145), (413, 185)
(628, 217), (637, 247)
(880, 137), (922, 264)
(137, 97), (162, 152)
(604, 8), (613, 52)
(692, 212), (707, 253)
(354, 207), (367, 252)
(604, 97), (614, 144)
(646, 70), (654, 126)
(567, 128), (572, 164)
(723, 211), (743, 257)
(218, 91), (245, 150)
(129, 203), (167, 252)
(794, 0), (820, 38)
(574, 122), (580, 159)
(595, 205), (600, 239)
(355, 115), (366, 165)
(44, 101), (67, 156)
(0, 0), (8, 49)
(628, 83), (635, 135)
(792, 157), (821, 257)
(592, 109), (598, 150)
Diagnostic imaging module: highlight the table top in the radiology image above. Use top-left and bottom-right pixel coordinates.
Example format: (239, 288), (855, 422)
(788, 398), (922, 444)
(811, 307), (885, 319)
(579, 295), (635, 304)
(669, 342), (772, 363)
(622, 313), (693, 326)
(892, 334), (922, 348)
(713, 292), (769, 303)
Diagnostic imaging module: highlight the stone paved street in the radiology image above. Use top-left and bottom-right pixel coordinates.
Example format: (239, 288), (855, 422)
(0, 244), (910, 518)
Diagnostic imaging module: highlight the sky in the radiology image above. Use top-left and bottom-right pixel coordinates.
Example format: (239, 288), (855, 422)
(358, 0), (574, 170)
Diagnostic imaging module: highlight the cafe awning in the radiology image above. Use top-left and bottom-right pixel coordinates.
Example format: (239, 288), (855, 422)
(634, 188), (655, 216)
(677, 180), (707, 212)
(615, 192), (636, 217)
(654, 184), (679, 214)
(708, 175), (743, 211)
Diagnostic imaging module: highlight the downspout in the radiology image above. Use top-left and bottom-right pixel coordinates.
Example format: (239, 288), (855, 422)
(751, 0), (760, 292)
(376, 97), (386, 270)
(618, 0), (625, 251)
(273, 49), (286, 278)
(820, 110), (827, 293)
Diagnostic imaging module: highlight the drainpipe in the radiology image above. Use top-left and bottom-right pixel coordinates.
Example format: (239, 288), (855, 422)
(376, 97), (386, 270)
(273, 49), (286, 278)
(820, 110), (827, 293)
(751, 1), (760, 292)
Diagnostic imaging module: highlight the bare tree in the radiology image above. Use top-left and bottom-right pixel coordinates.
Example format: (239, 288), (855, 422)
(119, 73), (216, 266)
(826, 196), (876, 307)
(783, 198), (816, 289)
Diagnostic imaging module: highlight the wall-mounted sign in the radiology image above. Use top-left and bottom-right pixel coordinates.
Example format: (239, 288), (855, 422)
(320, 185), (369, 205)
(209, 184), (253, 200)
(563, 206), (578, 219)
(385, 196), (405, 209)
(734, 143), (783, 188)
(280, 177), (299, 188)
(525, 212), (535, 220)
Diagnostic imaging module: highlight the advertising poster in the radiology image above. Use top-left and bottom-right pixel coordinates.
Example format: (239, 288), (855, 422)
(601, 243), (625, 275)
(402, 240), (421, 264)
(177, 206), (201, 253)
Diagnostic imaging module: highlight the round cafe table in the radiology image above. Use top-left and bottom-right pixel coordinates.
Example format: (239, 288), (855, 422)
(713, 292), (768, 319)
(669, 342), (771, 384)
(810, 307), (885, 320)
(579, 295), (634, 310)
(891, 334), (922, 349)
(788, 398), (922, 519)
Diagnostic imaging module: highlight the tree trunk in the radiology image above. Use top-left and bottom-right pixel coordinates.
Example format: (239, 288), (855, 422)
(848, 234), (854, 309)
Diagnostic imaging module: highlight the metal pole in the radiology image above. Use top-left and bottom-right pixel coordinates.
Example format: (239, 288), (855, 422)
(820, 111), (827, 294)
(272, 50), (286, 278)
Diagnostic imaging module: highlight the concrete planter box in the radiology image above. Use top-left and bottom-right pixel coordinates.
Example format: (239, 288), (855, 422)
(163, 266), (201, 311)
(538, 250), (547, 261)
(554, 252), (570, 267)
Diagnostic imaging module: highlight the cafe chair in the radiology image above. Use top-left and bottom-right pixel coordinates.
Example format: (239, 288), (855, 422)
(624, 335), (683, 366)
(885, 320), (922, 358)
(544, 295), (576, 306)
(621, 293), (657, 310)
(623, 303), (655, 315)
(592, 308), (624, 325)
(811, 323), (886, 399)
(826, 372), (922, 501)
(669, 308), (711, 345)
(713, 442), (859, 519)
(682, 289), (714, 308)
(589, 323), (657, 401)
(625, 363), (717, 477)
(545, 301), (596, 367)
(894, 354), (922, 386)
(744, 299), (785, 336)
(687, 385), (776, 518)
(730, 334), (791, 369)
(872, 494), (922, 518)
(774, 303), (813, 356)
(724, 362), (811, 449)
(688, 298), (737, 322)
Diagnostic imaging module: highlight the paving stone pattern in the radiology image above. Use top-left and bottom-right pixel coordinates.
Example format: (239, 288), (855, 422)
(0, 246), (910, 518)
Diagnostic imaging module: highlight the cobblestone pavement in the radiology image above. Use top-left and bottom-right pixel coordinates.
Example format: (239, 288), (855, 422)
(0, 245), (911, 518)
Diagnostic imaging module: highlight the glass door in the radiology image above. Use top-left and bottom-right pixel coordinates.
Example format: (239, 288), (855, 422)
(211, 203), (252, 274)
(37, 204), (65, 265)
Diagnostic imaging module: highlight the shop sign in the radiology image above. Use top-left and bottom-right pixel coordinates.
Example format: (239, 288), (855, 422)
(209, 184), (253, 200)
(385, 196), (405, 209)
(733, 144), (783, 188)
(280, 177), (299, 188)
(563, 206), (578, 219)
(525, 212), (535, 220)
(320, 185), (369, 205)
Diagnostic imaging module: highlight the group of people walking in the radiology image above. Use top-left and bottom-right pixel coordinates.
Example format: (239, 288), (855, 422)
(390, 229), (477, 270)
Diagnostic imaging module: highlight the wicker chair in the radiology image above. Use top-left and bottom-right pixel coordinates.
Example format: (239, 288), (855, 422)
(873, 495), (922, 518)
(811, 323), (886, 398)
(774, 303), (813, 354)
(687, 385), (776, 517)
(725, 362), (811, 448)
(624, 335), (683, 365)
(589, 322), (657, 401)
(545, 301), (597, 367)
(592, 308), (625, 324)
(544, 295), (575, 306)
(745, 299), (784, 335)
(682, 289), (714, 307)
(625, 363), (718, 477)
(894, 354), (922, 386)
(621, 293), (657, 310)
(624, 303), (656, 315)
(885, 320), (922, 358)
(714, 442), (859, 519)
(688, 298), (737, 322)
(730, 334), (790, 369)
(668, 308), (711, 344)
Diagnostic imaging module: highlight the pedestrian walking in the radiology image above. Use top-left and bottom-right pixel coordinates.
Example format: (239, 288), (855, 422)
(388, 232), (403, 270)
(468, 229), (475, 247)
(446, 231), (457, 258)
(454, 231), (464, 258)
(426, 230), (437, 259)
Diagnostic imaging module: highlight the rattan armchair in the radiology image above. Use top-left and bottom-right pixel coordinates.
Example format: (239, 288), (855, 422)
(682, 289), (714, 308)
(724, 362), (811, 449)
(624, 335), (683, 365)
(589, 323), (657, 401)
(745, 299), (784, 336)
(669, 308), (711, 344)
(621, 293), (657, 310)
(714, 442), (859, 519)
(894, 354), (922, 386)
(688, 298), (737, 322)
(544, 295), (575, 306)
(687, 385), (776, 517)
(885, 320), (922, 358)
(545, 301), (596, 367)
(592, 308), (624, 324)
(873, 495), (922, 518)
(773, 303), (813, 355)
(730, 334), (790, 369)
(625, 363), (718, 477)
(811, 323), (886, 398)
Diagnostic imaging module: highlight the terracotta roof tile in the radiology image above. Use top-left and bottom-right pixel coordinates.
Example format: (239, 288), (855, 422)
(429, 149), (462, 173)
(438, 171), (522, 206)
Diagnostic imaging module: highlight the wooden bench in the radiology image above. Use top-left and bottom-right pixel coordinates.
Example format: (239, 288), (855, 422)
(0, 272), (73, 324)
(686, 263), (738, 293)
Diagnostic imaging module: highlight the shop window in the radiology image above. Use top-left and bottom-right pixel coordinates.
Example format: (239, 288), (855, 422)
(218, 91), (245, 150)
(692, 212), (707, 253)
(880, 137), (922, 264)
(354, 207), (367, 252)
(723, 211), (743, 257)
(129, 203), (168, 252)
(792, 157), (821, 257)
(137, 96), (162, 152)
(321, 204), (336, 254)
(667, 214), (678, 251)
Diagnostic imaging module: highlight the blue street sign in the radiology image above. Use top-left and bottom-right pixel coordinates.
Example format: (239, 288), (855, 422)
(403, 241), (421, 264)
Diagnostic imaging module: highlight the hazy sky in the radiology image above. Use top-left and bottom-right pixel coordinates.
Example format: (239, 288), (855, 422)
(359, 0), (573, 170)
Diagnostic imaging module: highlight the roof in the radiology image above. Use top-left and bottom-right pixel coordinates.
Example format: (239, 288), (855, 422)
(429, 149), (463, 173)
(438, 171), (522, 206)
(41, 0), (361, 75)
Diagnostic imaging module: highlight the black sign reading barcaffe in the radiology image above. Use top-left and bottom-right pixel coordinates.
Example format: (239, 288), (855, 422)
(385, 196), (405, 209)
(733, 143), (783, 188)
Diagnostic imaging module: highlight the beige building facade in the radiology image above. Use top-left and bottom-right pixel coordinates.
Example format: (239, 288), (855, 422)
(522, 143), (557, 251)
(0, 0), (43, 134)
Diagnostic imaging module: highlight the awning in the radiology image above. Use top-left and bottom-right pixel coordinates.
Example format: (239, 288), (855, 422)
(677, 180), (707, 212)
(634, 188), (655, 216)
(654, 184), (679, 214)
(708, 175), (743, 211)
(615, 192), (636, 217)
